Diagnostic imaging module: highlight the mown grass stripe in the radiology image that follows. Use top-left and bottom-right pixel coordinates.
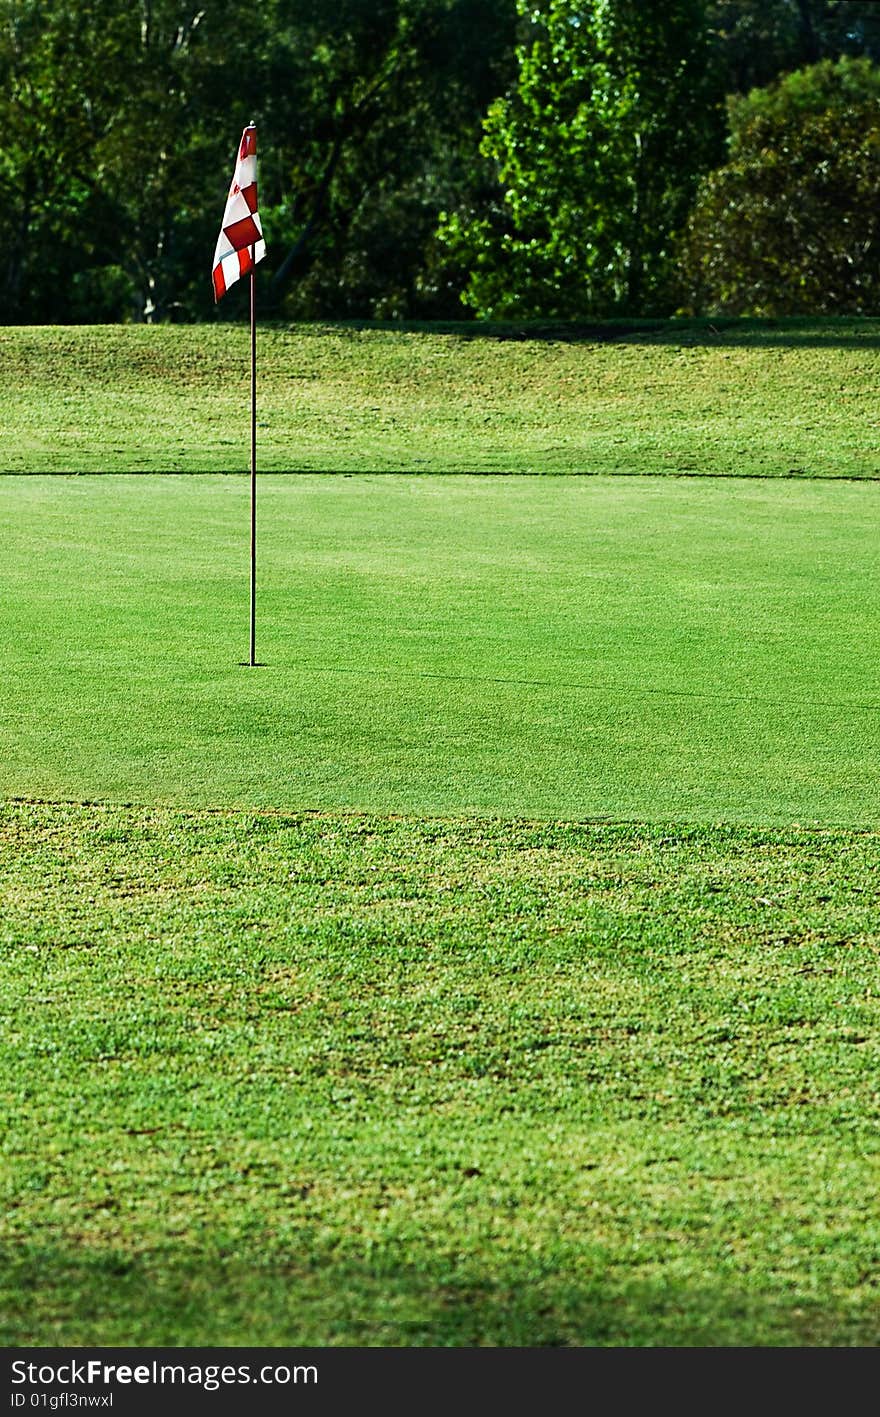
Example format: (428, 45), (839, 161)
(2, 472), (878, 825)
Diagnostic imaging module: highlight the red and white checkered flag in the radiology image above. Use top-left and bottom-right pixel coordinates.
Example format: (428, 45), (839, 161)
(212, 124), (266, 301)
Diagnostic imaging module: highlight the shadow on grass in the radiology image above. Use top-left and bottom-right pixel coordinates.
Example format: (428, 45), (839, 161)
(1, 1242), (869, 1347)
(310, 316), (880, 350)
(8, 468), (879, 482)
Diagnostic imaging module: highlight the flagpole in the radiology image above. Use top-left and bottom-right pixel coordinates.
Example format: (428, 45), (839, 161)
(249, 246), (257, 667)
(213, 123), (262, 668)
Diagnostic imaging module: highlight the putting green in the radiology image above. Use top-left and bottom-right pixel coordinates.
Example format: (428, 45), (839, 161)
(2, 473), (878, 824)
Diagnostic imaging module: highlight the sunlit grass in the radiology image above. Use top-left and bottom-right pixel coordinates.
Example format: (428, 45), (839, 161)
(1, 318), (877, 476)
(2, 802), (878, 1346)
(4, 320), (879, 1349)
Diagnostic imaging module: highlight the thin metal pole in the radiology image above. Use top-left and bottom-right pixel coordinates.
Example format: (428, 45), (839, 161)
(249, 254), (256, 667)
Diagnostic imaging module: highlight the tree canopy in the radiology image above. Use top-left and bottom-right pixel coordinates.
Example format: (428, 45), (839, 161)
(439, 0), (725, 318)
(707, 0), (880, 94)
(2, 0), (880, 321)
(0, 0), (516, 323)
(682, 56), (880, 315)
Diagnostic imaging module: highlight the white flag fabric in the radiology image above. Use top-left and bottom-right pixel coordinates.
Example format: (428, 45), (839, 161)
(212, 124), (266, 301)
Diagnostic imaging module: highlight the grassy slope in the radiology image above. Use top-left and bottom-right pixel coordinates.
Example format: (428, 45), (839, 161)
(1, 318), (878, 477)
(2, 802), (879, 1347)
(2, 472), (878, 825)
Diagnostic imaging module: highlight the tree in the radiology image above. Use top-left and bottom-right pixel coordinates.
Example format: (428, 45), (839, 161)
(0, 0), (516, 323)
(0, 0), (264, 322)
(439, 0), (725, 319)
(0, 0), (130, 320)
(263, 0), (517, 320)
(707, 2), (880, 96)
(681, 56), (880, 315)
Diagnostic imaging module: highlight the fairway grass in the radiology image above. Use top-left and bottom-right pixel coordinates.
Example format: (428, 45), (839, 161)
(2, 801), (878, 1347)
(2, 473), (878, 825)
(1, 318), (878, 477)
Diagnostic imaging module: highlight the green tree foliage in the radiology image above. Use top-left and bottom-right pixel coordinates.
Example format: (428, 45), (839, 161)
(0, 0), (263, 322)
(440, 0), (725, 318)
(0, 0), (515, 323)
(0, 1), (128, 320)
(264, 0), (516, 320)
(682, 56), (880, 315)
(708, 1), (880, 94)
(9, 0), (878, 323)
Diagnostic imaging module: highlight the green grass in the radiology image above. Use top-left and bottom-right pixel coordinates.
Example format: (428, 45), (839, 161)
(1, 317), (878, 476)
(2, 801), (878, 1347)
(2, 472), (879, 825)
(4, 322), (879, 1349)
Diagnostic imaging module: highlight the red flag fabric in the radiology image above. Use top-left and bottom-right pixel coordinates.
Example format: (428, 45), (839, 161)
(212, 124), (266, 302)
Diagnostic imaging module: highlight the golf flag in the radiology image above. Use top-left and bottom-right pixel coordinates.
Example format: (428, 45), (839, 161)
(212, 124), (266, 301)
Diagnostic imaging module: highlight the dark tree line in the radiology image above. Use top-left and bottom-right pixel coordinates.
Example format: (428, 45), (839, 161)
(1, 0), (879, 323)
(0, 0), (517, 322)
